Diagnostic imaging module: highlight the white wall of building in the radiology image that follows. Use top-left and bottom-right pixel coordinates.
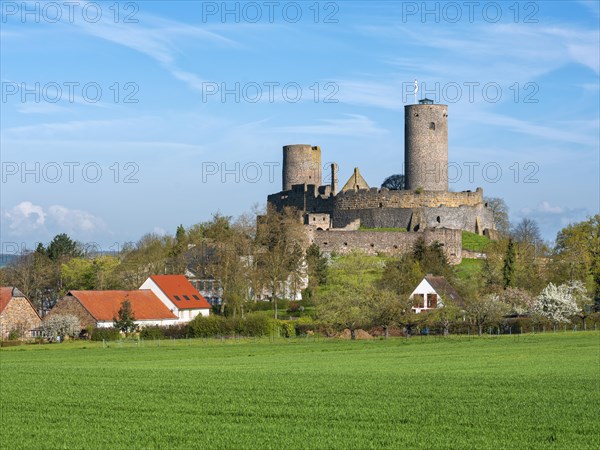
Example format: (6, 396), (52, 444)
(96, 318), (179, 328)
(409, 279), (444, 313)
(139, 278), (210, 323)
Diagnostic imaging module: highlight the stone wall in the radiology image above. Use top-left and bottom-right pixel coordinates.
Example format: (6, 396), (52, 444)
(0, 296), (42, 339)
(282, 145), (322, 191)
(334, 187), (484, 210)
(47, 296), (97, 329)
(267, 184), (333, 214)
(308, 228), (462, 264)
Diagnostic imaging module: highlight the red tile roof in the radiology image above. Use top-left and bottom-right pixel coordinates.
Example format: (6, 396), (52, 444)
(0, 287), (13, 314)
(149, 275), (211, 310)
(68, 290), (177, 322)
(0, 286), (41, 318)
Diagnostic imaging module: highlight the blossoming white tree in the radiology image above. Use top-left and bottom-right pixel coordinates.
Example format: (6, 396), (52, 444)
(42, 314), (80, 341)
(532, 283), (579, 328)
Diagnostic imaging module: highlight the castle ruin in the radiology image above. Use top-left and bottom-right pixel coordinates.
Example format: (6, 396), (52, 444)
(267, 99), (497, 264)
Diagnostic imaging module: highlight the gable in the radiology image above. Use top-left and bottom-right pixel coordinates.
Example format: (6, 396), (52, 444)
(143, 275), (211, 310)
(409, 276), (463, 307)
(0, 286), (41, 319)
(341, 167), (370, 192)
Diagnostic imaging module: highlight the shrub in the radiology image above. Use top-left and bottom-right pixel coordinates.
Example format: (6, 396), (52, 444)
(246, 299), (290, 312)
(140, 326), (164, 340)
(295, 316), (316, 336)
(1, 340), (24, 347)
(90, 327), (120, 341)
(238, 313), (272, 337)
(287, 301), (300, 313)
(278, 320), (296, 338)
(162, 324), (191, 339)
(8, 328), (21, 341)
(189, 315), (227, 337)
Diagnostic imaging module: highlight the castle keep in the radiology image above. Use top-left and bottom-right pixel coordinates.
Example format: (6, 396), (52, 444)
(267, 100), (496, 264)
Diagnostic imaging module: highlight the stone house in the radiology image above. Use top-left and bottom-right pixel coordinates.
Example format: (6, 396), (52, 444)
(0, 287), (42, 340)
(48, 290), (179, 329)
(409, 275), (463, 314)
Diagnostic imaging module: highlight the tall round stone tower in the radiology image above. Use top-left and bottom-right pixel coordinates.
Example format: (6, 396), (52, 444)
(404, 99), (448, 191)
(282, 144), (322, 191)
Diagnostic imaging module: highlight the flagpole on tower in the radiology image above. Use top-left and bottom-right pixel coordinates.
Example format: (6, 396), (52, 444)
(414, 79), (418, 104)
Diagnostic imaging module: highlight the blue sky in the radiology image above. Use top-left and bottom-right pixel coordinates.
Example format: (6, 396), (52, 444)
(1, 0), (599, 252)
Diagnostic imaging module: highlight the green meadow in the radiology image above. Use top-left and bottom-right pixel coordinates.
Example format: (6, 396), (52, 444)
(1, 332), (598, 449)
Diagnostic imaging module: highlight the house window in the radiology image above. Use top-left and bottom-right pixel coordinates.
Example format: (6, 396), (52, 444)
(427, 293), (438, 308)
(413, 294), (424, 308)
(429, 122), (435, 130)
(174, 295), (181, 301)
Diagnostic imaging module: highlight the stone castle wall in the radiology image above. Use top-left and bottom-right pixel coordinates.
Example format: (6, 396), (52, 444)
(269, 185), (494, 234)
(333, 187), (483, 210)
(308, 228), (462, 264)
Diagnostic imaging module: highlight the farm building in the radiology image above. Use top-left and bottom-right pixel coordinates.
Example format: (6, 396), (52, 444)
(48, 290), (179, 329)
(409, 275), (463, 314)
(140, 274), (212, 322)
(0, 287), (42, 340)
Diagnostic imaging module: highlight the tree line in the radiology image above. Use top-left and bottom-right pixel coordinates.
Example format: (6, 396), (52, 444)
(1, 203), (598, 339)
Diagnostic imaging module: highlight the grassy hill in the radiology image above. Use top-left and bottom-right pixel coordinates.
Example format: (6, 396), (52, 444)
(462, 230), (492, 252)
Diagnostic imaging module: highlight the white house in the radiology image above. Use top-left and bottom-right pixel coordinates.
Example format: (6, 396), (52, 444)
(140, 275), (211, 322)
(409, 275), (463, 313)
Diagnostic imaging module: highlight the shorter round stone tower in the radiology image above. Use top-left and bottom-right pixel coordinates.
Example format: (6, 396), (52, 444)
(282, 144), (322, 191)
(404, 100), (448, 191)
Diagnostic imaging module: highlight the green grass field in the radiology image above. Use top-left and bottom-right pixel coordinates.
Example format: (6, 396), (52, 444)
(1, 333), (598, 449)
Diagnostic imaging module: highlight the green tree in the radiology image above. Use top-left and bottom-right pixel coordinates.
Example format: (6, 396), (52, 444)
(464, 294), (509, 336)
(381, 249), (422, 288)
(255, 206), (305, 319)
(61, 256), (120, 291)
(502, 238), (516, 288)
(305, 243), (328, 299)
(46, 233), (82, 261)
(115, 233), (171, 289)
(369, 288), (416, 339)
(551, 215), (600, 307)
(413, 238), (453, 278)
(318, 286), (370, 340)
(113, 299), (136, 333)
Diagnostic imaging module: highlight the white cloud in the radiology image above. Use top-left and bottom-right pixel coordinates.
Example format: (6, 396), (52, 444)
(2, 201), (46, 233)
(1, 201), (105, 241)
(153, 226), (167, 236)
(517, 201), (590, 242)
(47, 205), (103, 233)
